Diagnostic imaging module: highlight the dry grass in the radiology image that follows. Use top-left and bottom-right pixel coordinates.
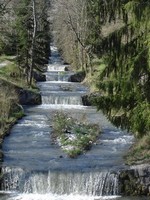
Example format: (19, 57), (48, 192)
(0, 85), (20, 138)
(0, 63), (28, 89)
(125, 134), (150, 165)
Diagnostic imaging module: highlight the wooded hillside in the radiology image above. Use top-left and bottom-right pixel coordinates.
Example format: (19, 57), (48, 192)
(52, 0), (150, 163)
(0, 0), (51, 85)
(52, 0), (150, 136)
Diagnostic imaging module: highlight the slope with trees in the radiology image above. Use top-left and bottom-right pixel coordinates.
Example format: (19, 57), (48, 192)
(0, 0), (51, 144)
(52, 0), (150, 164)
(0, 0), (51, 86)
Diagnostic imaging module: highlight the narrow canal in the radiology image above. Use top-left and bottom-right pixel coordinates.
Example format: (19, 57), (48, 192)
(0, 46), (147, 200)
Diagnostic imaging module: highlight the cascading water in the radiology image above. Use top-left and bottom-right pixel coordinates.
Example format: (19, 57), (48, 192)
(0, 46), (137, 200)
(1, 167), (118, 196)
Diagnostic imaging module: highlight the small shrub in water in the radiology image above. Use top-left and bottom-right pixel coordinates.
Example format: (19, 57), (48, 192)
(52, 112), (101, 158)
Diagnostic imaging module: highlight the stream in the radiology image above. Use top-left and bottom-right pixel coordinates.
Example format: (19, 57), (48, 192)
(0, 46), (148, 200)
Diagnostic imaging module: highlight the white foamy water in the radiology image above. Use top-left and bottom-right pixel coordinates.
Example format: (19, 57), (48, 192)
(42, 95), (82, 105)
(102, 136), (133, 145)
(37, 104), (89, 110)
(16, 120), (49, 128)
(48, 65), (66, 72)
(1, 193), (120, 200)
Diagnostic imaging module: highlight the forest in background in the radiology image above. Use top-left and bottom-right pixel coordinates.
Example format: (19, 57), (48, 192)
(0, 0), (150, 163)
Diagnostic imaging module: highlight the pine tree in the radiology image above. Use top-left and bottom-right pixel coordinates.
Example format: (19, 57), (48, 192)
(86, 0), (150, 137)
(15, 0), (51, 85)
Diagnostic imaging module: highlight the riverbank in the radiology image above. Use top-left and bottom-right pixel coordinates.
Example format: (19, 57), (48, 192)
(81, 91), (150, 166)
(0, 56), (43, 161)
(74, 72), (150, 166)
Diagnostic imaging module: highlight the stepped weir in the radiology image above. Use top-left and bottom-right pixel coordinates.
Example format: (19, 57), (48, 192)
(0, 46), (135, 200)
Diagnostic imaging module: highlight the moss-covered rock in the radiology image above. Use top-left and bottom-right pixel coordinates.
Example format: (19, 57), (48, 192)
(33, 71), (46, 82)
(18, 89), (41, 105)
(119, 165), (150, 196)
(82, 92), (101, 106)
(68, 71), (85, 82)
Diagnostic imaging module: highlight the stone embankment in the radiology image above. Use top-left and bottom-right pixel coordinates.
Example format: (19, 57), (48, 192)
(0, 72), (44, 162)
(119, 164), (150, 196)
(19, 70), (46, 104)
(0, 78), (42, 105)
(68, 71), (85, 82)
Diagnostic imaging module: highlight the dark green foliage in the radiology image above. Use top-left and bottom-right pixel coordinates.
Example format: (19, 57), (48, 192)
(87, 0), (150, 138)
(129, 102), (150, 138)
(0, 0), (51, 84)
(15, 0), (31, 76)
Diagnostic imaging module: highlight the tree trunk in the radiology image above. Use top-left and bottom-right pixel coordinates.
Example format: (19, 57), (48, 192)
(29, 0), (37, 86)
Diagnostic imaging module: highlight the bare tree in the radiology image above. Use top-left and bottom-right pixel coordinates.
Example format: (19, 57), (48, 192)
(52, 0), (91, 72)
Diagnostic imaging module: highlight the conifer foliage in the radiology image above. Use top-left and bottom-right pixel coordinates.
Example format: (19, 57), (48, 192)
(87, 0), (150, 137)
(52, 0), (150, 138)
(0, 0), (51, 85)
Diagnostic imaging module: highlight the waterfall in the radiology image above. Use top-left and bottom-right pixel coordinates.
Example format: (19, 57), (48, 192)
(42, 94), (82, 105)
(39, 63), (86, 105)
(0, 46), (134, 200)
(46, 72), (72, 82)
(1, 167), (119, 196)
(48, 65), (66, 72)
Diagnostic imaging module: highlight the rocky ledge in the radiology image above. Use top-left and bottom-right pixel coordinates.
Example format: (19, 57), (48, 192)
(82, 92), (101, 106)
(68, 71), (85, 82)
(33, 70), (46, 82)
(18, 88), (41, 105)
(119, 164), (150, 196)
(0, 78), (42, 105)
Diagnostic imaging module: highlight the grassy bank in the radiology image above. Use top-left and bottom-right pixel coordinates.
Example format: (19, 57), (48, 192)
(125, 134), (150, 165)
(0, 55), (34, 145)
(52, 112), (101, 158)
(0, 56), (24, 142)
(0, 83), (24, 160)
(0, 56), (38, 91)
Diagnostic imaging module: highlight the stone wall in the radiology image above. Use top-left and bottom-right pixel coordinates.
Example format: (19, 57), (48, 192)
(0, 78), (42, 105)
(119, 164), (150, 196)
(18, 88), (41, 105)
(82, 92), (101, 106)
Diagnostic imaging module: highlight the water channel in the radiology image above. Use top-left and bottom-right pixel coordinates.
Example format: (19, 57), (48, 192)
(0, 46), (148, 200)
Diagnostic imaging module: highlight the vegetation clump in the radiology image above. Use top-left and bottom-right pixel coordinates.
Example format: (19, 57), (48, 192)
(125, 134), (150, 165)
(52, 112), (100, 158)
(0, 85), (24, 140)
(0, 55), (40, 142)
